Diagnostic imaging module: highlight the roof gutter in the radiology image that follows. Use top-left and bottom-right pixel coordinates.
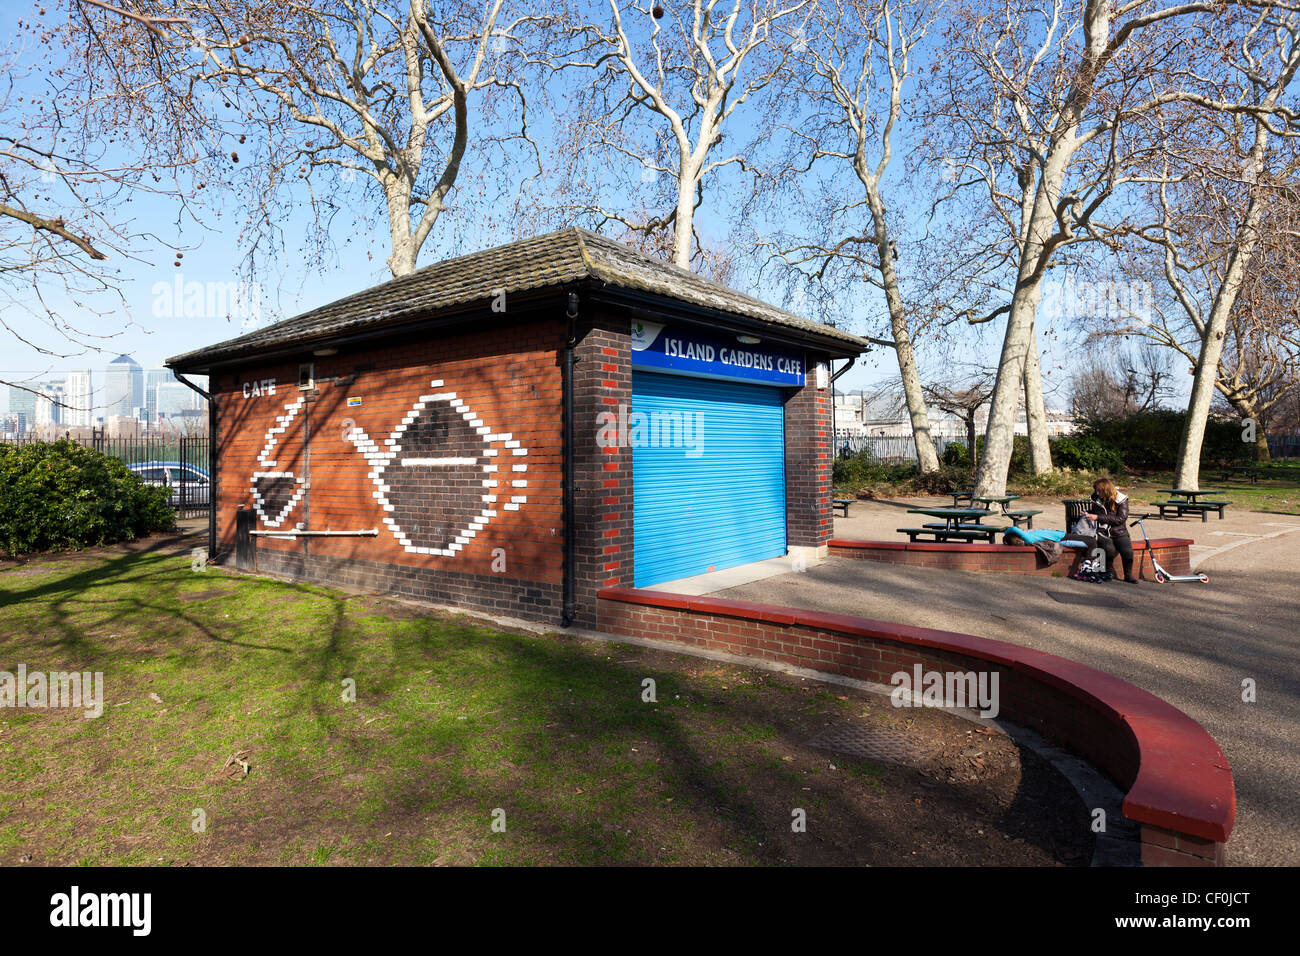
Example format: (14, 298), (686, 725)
(172, 370), (216, 562)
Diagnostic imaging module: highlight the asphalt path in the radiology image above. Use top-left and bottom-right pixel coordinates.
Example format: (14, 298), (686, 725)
(716, 502), (1300, 867)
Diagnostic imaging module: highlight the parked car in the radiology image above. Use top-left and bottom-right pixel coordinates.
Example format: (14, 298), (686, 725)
(127, 461), (211, 507)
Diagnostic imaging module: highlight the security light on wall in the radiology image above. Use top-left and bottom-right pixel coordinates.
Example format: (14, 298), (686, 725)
(313, 347), (338, 356)
(736, 334), (762, 345)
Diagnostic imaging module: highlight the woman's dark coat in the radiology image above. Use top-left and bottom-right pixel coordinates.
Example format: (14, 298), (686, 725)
(1089, 491), (1131, 539)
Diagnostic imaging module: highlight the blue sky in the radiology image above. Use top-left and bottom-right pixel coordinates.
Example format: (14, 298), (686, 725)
(0, 2), (1128, 417)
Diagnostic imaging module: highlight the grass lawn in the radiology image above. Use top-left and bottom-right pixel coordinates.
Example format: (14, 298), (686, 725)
(1125, 461), (1300, 515)
(0, 536), (1090, 866)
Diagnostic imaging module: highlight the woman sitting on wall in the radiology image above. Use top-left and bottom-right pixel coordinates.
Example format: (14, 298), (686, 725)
(1089, 477), (1139, 583)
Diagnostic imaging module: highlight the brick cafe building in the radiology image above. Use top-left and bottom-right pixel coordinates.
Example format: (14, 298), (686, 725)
(168, 229), (868, 627)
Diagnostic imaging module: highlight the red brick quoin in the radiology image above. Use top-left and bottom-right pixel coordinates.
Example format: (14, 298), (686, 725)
(828, 537), (1195, 577)
(597, 587), (1234, 866)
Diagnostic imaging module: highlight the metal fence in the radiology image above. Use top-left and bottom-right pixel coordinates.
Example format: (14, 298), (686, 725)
(1, 434), (211, 519)
(1268, 435), (1300, 458)
(834, 432), (965, 463)
(838, 431), (1300, 463)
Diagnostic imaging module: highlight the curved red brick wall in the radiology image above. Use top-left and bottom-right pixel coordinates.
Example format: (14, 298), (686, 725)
(597, 587), (1233, 866)
(828, 537), (1194, 577)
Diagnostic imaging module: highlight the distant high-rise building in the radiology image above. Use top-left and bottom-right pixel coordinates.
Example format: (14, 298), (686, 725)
(154, 381), (193, 419)
(104, 355), (143, 421)
(34, 382), (64, 427)
(8, 384), (36, 426)
(144, 368), (172, 422)
(63, 369), (93, 428)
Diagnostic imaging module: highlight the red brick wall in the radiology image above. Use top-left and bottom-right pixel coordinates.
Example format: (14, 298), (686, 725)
(570, 306), (633, 626)
(596, 588), (1233, 866)
(829, 538), (1194, 577)
(212, 317), (566, 618)
(1140, 824), (1226, 867)
(783, 358), (833, 548)
(210, 304), (844, 624)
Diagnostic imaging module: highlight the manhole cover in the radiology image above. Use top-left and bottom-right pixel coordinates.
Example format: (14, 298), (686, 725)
(1046, 590), (1126, 608)
(808, 723), (936, 768)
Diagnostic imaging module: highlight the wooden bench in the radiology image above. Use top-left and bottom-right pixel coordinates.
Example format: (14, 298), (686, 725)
(1219, 468), (1260, 484)
(897, 526), (1001, 544)
(1157, 500), (1231, 522)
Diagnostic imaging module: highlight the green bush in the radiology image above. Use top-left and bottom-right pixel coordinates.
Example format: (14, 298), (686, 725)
(833, 451), (915, 489)
(1050, 434), (1124, 474)
(1080, 411), (1250, 470)
(941, 442), (971, 468)
(0, 440), (174, 557)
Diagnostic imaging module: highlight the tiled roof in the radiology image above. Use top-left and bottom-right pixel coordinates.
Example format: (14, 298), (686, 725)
(168, 228), (866, 368)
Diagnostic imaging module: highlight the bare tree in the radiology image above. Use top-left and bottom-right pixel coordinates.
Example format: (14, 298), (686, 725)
(552, 0), (809, 270)
(1105, 172), (1300, 461)
(1136, 14), (1300, 482)
(761, 0), (943, 471)
(923, 371), (996, 466)
(926, 0), (1298, 496)
(87, 0), (548, 280)
(0, 3), (212, 404)
(1069, 343), (1173, 423)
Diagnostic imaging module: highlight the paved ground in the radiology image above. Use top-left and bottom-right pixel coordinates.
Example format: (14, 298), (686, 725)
(711, 499), (1300, 867)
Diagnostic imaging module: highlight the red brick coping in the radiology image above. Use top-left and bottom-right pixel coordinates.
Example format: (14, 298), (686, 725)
(829, 537), (1195, 577)
(597, 587), (1233, 866)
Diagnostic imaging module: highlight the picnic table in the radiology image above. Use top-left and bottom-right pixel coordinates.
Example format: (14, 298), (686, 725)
(1219, 467), (1261, 484)
(971, 494), (1043, 529)
(1155, 488), (1231, 522)
(947, 486), (976, 507)
(832, 489), (855, 517)
(899, 507), (1001, 543)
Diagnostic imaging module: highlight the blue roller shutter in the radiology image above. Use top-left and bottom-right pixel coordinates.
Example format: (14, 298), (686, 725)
(632, 371), (787, 587)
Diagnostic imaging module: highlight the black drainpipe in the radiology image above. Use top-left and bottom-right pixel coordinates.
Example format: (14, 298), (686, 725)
(561, 291), (580, 627)
(172, 369), (216, 561)
(830, 357), (857, 452)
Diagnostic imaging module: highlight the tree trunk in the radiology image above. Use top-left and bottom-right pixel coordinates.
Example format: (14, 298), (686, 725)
(1174, 332), (1226, 490)
(1256, 426), (1272, 462)
(673, 168), (697, 270)
(974, 131), (1074, 497)
(384, 180), (418, 277)
(898, 340), (941, 473)
(1173, 171), (1269, 489)
(974, 285), (1043, 496)
(868, 197), (940, 473)
(1023, 323), (1052, 474)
